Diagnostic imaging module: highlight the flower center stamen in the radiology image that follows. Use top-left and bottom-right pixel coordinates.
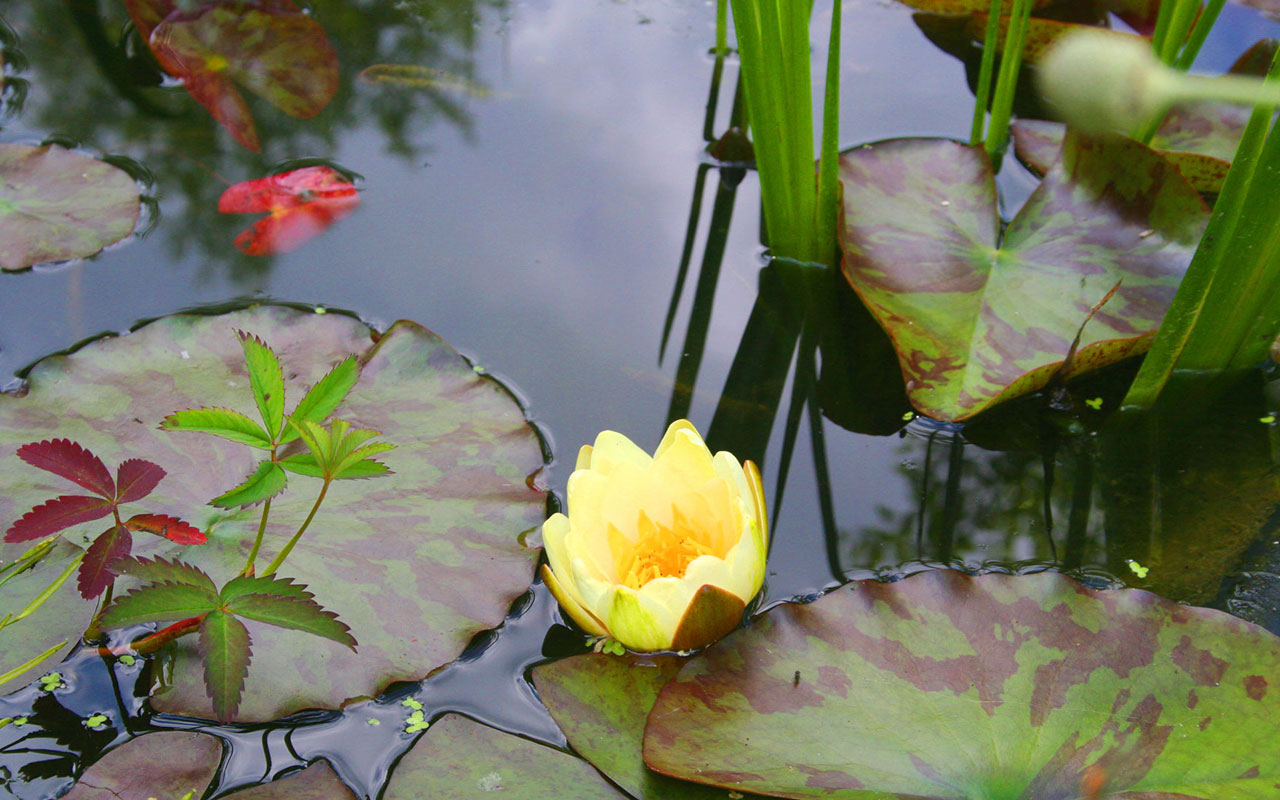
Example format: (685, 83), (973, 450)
(617, 508), (715, 590)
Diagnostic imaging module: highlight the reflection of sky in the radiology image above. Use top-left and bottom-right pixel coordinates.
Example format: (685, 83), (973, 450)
(4, 0), (1278, 602)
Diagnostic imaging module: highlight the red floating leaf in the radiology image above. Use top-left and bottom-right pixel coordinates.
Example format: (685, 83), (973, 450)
(78, 525), (133, 599)
(125, 513), (208, 545)
(115, 459), (167, 503)
(16, 439), (115, 497)
(5, 495), (114, 542)
(219, 167), (359, 256)
(125, 0), (337, 153)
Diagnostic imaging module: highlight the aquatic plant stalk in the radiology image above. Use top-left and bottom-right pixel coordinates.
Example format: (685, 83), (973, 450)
(262, 481), (329, 576)
(1124, 50), (1280, 408)
(0, 641), (66, 687)
(969, 0), (1004, 146)
(984, 0), (1032, 156)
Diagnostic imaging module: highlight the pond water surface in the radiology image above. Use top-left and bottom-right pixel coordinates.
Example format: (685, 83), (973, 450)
(3, 1), (1280, 798)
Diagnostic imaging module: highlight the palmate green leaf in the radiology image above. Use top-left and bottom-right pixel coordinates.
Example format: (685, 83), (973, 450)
(161, 407), (273, 449)
(643, 570), (1280, 800)
(278, 451), (323, 477)
(278, 355), (360, 445)
(210, 461), (286, 509)
(220, 573), (314, 602)
(222, 587), (356, 649)
(237, 331), (286, 440)
(286, 418), (394, 480)
(100, 581), (220, 627)
(199, 609), (251, 723)
(335, 442), (394, 479)
(115, 556), (218, 592)
(838, 131), (1208, 420)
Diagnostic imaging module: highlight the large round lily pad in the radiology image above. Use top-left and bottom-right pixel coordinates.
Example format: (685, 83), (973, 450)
(0, 144), (140, 270)
(644, 570), (1280, 799)
(383, 714), (627, 800)
(0, 306), (547, 721)
(534, 654), (738, 800)
(61, 732), (221, 800)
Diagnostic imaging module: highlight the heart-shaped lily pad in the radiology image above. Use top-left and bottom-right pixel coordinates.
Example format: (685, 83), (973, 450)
(383, 714), (627, 799)
(644, 570), (1280, 799)
(125, 0), (338, 152)
(0, 144), (140, 271)
(534, 654), (739, 800)
(838, 132), (1207, 420)
(0, 306), (546, 721)
(1013, 106), (1251, 194)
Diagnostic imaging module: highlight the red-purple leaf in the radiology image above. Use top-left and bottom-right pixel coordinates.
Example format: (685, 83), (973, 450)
(77, 525), (133, 599)
(219, 167), (359, 256)
(5, 495), (114, 542)
(16, 439), (114, 497)
(115, 459), (166, 503)
(125, 513), (208, 545)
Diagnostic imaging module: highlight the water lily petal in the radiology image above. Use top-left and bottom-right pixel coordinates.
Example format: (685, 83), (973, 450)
(712, 450), (751, 508)
(744, 459), (768, 551)
(654, 419), (701, 457)
(689, 476), (742, 556)
(721, 516), (766, 602)
(682, 554), (738, 601)
(653, 427), (717, 486)
(589, 430), (652, 476)
(540, 564), (608, 636)
(636, 575), (698, 619)
(669, 584), (746, 652)
(607, 585), (676, 651)
(575, 444), (594, 471)
(602, 461), (661, 535)
(570, 555), (618, 621)
(541, 513), (583, 602)
(566, 470), (615, 579)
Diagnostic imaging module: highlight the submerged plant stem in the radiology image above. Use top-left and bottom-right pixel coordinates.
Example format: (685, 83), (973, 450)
(262, 481), (330, 576)
(242, 497), (274, 576)
(104, 616), (204, 657)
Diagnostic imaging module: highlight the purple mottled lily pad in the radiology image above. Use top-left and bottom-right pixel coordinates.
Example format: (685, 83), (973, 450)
(535, 654), (750, 800)
(1013, 104), (1250, 194)
(838, 133), (1207, 420)
(383, 714), (628, 799)
(62, 732), (221, 800)
(0, 144), (140, 271)
(644, 570), (1280, 800)
(0, 306), (546, 721)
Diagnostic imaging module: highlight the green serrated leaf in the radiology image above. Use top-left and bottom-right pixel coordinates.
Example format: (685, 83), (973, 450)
(333, 458), (391, 480)
(278, 452), (323, 478)
(279, 356), (360, 444)
(334, 441), (395, 479)
(224, 592), (356, 649)
(100, 582), (220, 627)
(199, 610), (251, 723)
(219, 573), (315, 602)
(287, 418), (332, 469)
(210, 461), (287, 509)
(161, 408), (273, 450)
(115, 557), (217, 592)
(238, 332), (286, 440)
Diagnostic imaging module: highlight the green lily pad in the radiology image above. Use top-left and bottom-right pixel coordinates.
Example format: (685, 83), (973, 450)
(382, 714), (627, 799)
(838, 133), (1207, 420)
(225, 761), (355, 800)
(0, 306), (547, 721)
(0, 144), (140, 271)
(62, 732), (221, 800)
(534, 654), (743, 800)
(1012, 105), (1250, 194)
(644, 570), (1280, 799)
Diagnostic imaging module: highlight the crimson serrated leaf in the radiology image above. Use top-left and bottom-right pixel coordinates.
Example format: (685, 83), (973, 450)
(115, 556), (217, 592)
(279, 355), (360, 444)
(16, 439), (114, 497)
(237, 331), (286, 440)
(161, 407), (273, 449)
(99, 581), (220, 627)
(210, 461), (287, 509)
(5, 495), (114, 542)
(77, 525), (132, 599)
(124, 514), (207, 545)
(224, 591), (356, 649)
(115, 459), (166, 503)
(221, 168), (359, 256)
(199, 610), (252, 723)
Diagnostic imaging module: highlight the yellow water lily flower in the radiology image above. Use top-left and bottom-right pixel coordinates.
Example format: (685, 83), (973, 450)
(540, 420), (768, 652)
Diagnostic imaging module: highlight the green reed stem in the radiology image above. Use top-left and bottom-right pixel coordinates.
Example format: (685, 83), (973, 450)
(242, 496), (273, 576)
(970, 0), (1004, 146)
(985, 0), (1032, 157)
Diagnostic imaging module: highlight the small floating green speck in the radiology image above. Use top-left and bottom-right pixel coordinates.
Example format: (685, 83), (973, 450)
(1127, 559), (1150, 579)
(83, 713), (109, 729)
(1085, 397), (1104, 410)
(38, 672), (64, 692)
(400, 697), (423, 710)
